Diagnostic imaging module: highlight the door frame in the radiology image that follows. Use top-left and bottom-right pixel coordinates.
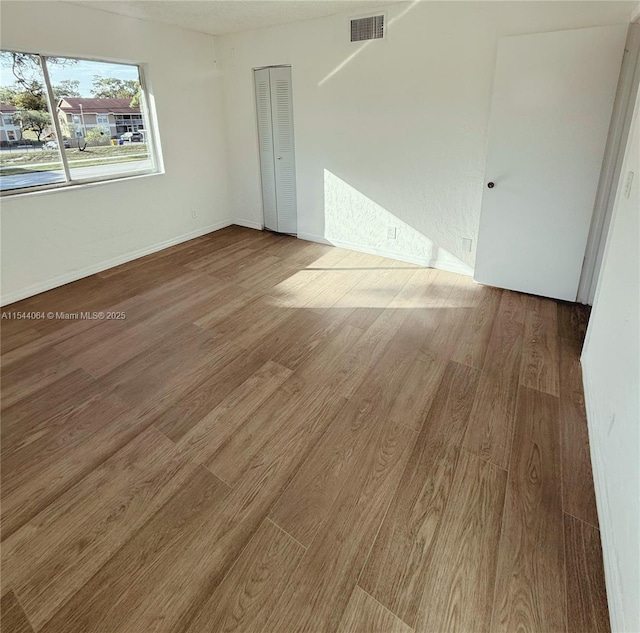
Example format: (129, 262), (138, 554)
(578, 23), (640, 304)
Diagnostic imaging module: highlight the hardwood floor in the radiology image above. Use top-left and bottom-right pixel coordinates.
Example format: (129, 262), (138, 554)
(0, 226), (607, 632)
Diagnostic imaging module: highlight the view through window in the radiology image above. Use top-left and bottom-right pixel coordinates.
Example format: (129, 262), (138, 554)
(0, 52), (155, 194)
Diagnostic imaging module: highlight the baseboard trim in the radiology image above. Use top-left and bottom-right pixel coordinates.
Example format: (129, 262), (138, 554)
(297, 232), (473, 276)
(234, 218), (264, 231)
(1, 219), (234, 306)
(2, 223), (472, 306)
(581, 362), (622, 633)
(297, 232), (332, 246)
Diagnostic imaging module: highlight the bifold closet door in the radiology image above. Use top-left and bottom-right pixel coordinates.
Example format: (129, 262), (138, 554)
(255, 68), (278, 232)
(254, 66), (297, 234)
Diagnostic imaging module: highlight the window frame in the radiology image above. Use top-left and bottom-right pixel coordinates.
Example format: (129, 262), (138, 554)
(1, 50), (161, 197)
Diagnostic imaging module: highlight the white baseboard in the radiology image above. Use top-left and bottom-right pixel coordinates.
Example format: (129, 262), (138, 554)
(2, 222), (471, 306)
(234, 218), (263, 231)
(581, 363), (623, 633)
(1, 219), (234, 306)
(297, 232), (332, 246)
(297, 232), (473, 276)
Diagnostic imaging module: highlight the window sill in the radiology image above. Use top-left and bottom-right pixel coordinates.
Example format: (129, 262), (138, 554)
(0, 169), (164, 201)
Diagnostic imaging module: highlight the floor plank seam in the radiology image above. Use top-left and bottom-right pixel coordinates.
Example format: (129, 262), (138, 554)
(460, 446), (508, 473)
(358, 586), (416, 632)
(266, 517), (308, 551)
(11, 588), (37, 632)
(200, 461), (234, 489)
(394, 419), (421, 435)
(562, 509), (600, 532)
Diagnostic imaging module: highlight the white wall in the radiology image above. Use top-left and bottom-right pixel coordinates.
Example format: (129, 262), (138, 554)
(582, 85), (639, 632)
(0, 1), (231, 305)
(217, 1), (632, 274)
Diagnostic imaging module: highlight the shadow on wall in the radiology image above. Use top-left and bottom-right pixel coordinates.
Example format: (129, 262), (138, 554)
(322, 169), (474, 275)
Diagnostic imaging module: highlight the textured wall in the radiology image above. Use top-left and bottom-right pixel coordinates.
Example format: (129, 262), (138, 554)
(217, 1), (632, 273)
(582, 87), (639, 633)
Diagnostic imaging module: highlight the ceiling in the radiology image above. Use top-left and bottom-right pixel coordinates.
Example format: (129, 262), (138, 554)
(68, 0), (401, 36)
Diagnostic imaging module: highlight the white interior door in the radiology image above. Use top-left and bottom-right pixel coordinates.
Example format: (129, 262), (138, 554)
(254, 66), (297, 234)
(474, 25), (627, 301)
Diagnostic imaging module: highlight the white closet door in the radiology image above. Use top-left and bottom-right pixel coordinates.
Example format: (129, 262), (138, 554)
(254, 68), (278, 232)
(474, 25), (626, 301)
(269, 67), (297, 234)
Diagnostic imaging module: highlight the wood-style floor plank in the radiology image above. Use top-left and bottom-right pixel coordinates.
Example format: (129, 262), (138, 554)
(557, 301), (590, 342)
(463, 291), (525, 469)
(490, 386), (566, 633)
(337, 587), (414, 633)
(451, 284), (502, 369)
(564, 513), (611, 633)
(2, 427), (197, 629)
(292, 305), (408, 399)
(87, 386), (346, 633)
(175, 360), (293, 467)
(54, 273), (228, 378)
(0, 346), (78, 410)
(519, 295), (560, 396)
(184, 519), (305, 633)
(260, 307), (354, 371)
(206, 379), (347, 487)
(1, 394), (134, 539)
(1, 325), (40, 356)
(387, 349), (447, 431)
(358, 361), (480, 627)
(0, 227), (603, 633)
(1, 369), (102, 453)
(263, 418), (415, 633)
(152, 349), (274, 442)
(269, 397), (382, 546)
(97, 324), (242, 411)
(559, 336), (599, 527)
(414, 450), (507, 633)
(39, 467), (230, 633)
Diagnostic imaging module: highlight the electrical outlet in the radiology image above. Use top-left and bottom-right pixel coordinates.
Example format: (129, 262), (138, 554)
(462, 238), (473, 252)
(191, 209), (198, 219)
(387, 226), (397, 239)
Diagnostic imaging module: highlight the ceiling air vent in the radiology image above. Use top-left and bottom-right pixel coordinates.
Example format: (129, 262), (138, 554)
(350, 14), (385, 42)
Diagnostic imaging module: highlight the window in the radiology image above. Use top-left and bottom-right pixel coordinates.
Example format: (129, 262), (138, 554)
(7, 131), (15, 141)
(0, 51), (158, 195)
(2, 115), (13, 125)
